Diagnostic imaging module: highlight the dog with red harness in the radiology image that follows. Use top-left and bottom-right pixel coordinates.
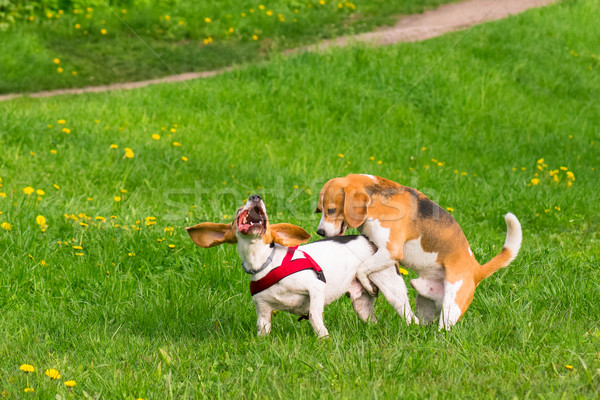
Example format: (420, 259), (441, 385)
(186, 195), (415, 337)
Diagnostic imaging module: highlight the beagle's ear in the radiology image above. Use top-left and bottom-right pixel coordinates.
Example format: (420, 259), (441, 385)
(186, 222), (237, 248)
(343, 189), (370, 228)
(269, 223), (311, 247)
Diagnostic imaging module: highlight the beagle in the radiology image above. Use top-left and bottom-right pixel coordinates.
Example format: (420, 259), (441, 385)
(315, 174), (522, 330)
(186, 195), (415, 338)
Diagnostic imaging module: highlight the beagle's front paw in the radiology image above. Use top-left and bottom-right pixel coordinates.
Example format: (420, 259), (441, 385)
(357, 272), (378, 296)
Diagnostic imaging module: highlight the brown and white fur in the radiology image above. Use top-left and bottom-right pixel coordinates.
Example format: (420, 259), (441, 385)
(315, 174), (522, 330)
(186, 195), (414, 338)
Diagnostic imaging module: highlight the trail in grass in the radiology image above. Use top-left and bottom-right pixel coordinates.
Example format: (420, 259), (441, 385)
(0, 0), (556, 102)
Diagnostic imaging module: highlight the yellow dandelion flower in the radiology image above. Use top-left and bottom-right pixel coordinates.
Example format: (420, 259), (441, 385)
(319, 0), (326, 5)
(114, 196), (121, 202)
(565, 365), (573, 370)
(172, 141), (182, 147)
(530, 178), (540, 185)
(121, 9), (127, 14)
(378, 160), (382, 165)
(75, 252), (84, 256)
(75, 23), (81, 29)
(170, 128), (176, 133)
(57, 67), (64, 73)
(45, 369), (61, 380)
(204, 17), (212, 23)
(53, 184), (60, 189)
(54, 58), (60, 64)
(0, 192), (6, 197)
(537, 158), (544, 164)
(338, 153), (344, 158)
(128, 252), (135, 257)
(181, 156), (188, 162)
(566, 171), (575, 181)
(36, 215), (46, 226)
(168, 244), (175, 249)
(567, 181), (572, 187)
(266, 10), (273, 16)
(252, 34), (258, 40)
(24, 388), (34, 393)
(124, 148), (134, 158)
(259, 5), (265, 10)
(397, 267), (409, 276)
(110, 144), (118, 149)
(50, 149), (57, 154)
(228, 27), (234, 33)
(23, 187), (34, 195)
(446, 207), (454, 212)
(64, 380), (76, 388)
(152, 134), (160, 140)
(72, 71), (77, 76)
(100, 28), (107, 35)
(72, 245), (83, 250)
(40, 260), (46, 266)
(36, 189), (45, 196)
(20, 364), (35, 373)
(1, 222), (12, 230)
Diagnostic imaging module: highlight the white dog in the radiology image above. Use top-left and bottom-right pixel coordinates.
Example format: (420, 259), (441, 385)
(186, 195), (416, 338)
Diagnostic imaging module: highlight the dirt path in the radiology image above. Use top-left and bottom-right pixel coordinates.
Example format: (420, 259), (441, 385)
(0, 0), (556, 102)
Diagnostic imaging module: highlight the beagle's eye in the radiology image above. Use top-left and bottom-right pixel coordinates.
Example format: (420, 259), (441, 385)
(327, 208), (336, 215)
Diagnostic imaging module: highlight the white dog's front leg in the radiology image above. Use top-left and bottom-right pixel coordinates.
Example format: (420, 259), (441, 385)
(357, 249), (397, 296)
(370, 267), (418, 325)
(308, 287), (329, 338)
(254, 300), (273, 336)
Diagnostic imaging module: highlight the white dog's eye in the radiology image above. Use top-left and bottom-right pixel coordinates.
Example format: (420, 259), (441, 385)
(327, 208), (336, 215)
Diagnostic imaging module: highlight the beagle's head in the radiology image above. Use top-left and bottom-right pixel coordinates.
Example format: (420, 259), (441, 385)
(186, 195), (311, 248)
(315, 177), (371, 237)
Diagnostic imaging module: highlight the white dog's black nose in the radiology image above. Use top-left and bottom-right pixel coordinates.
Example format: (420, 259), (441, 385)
(317, 229), (326, 237)
(248, 194), (261, 202)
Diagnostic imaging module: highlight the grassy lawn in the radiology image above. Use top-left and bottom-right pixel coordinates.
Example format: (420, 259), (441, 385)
(0, 0), (457, 94)
(1, 0), (599, 398)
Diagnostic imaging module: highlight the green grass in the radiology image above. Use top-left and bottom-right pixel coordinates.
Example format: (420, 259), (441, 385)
(1, 0), (599, 398)
(0, 0), (457, 94)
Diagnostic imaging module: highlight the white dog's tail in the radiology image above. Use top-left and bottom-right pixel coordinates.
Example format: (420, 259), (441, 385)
(475, 213), (522, 284)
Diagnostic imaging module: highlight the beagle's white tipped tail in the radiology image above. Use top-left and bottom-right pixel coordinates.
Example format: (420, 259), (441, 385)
(476, 213), (522, 284)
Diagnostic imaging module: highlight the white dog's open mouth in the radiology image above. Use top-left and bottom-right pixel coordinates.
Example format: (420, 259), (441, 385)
(237, 204), (266, 236)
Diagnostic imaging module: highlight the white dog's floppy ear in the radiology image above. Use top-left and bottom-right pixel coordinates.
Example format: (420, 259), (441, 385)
(268, 223), (311, 247)
(186, 222), (237, 248)
(343, 189), (370, 228)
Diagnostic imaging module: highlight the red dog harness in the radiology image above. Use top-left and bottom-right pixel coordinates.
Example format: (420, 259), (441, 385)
(250, 246), (326, 296)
